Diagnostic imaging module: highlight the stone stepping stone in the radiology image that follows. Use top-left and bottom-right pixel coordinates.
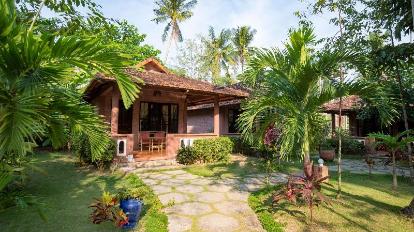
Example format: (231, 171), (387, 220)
(190, 178), (214, 185)
(207, 183), (234, 192)
(141, 178), (159, 186)
(238, 183), (262, 192)
(159, 192), (189, 205)
(214, 200), (253, 215)
(243, 177), (264, 185)
(194, 191), (226, 203)
(162, 170), (187, 175)
(167, 215), (193, 232)
(226, 191), (249, 202)
(175, 174), (200, 180)
(165, 202), (213, 216)
(197, 213), (240, 232)
(151, 185), (172, 194)
(175, 184), (204, 194)
(147, 173), (171, 180)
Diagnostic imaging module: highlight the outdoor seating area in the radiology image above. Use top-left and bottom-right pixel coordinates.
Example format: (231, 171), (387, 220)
(137, 131), (166, 152)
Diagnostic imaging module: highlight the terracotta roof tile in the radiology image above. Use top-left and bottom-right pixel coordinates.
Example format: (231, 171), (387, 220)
(322, 95), (362, 112)
(94, 68), (249, 98)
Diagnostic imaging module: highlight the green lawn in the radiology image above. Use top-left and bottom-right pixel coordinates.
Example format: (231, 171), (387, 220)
(249, 172), (414, 232)
(184, 156), (302, 178)
(0, 152), (167, 232)
(184, 157), (413, 232)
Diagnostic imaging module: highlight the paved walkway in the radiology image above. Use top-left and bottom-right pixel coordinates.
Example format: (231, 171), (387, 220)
(327, 158), (411, 176)
(137, 170), (287, 232)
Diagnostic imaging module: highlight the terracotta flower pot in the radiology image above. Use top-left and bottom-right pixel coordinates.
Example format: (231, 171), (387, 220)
(319, 150), (335, 161)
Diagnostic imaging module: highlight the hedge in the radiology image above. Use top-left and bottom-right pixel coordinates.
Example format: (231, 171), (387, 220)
(326, 138), (365, 155)
(176, 137), (233, 165)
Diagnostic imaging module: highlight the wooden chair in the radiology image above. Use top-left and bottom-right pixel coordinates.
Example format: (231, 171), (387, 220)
(139, 131), (152, 151)
(151, 131), (166, 152)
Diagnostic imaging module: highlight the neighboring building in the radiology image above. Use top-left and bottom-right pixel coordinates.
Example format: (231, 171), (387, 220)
(84, 58), (248, 160)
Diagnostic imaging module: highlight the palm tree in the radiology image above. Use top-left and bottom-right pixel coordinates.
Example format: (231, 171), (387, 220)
(152, 0), (197, 62)
(232, 26), (256, 72)
(0, 0), (138, 165)
(202, 26), (235, 84)
(368, 131), (414, 190)
(238, 26), (359, 162)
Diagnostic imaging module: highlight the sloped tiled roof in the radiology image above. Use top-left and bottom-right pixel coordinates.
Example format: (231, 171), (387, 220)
(322, 95), (362, 112)
(88, 58), (249, 98)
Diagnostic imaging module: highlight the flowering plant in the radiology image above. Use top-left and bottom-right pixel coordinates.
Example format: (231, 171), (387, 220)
(89, 191), (128, 227)
(264, 126), (281, 146)
(273, 161), (331, 222)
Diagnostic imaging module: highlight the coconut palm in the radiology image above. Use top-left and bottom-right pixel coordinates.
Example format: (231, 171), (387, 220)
(368, 131), (414, 190)
(152, 0), (197, 62)
(238, 26), (362, 162)
(232, 26), (256, 72)
(202, 26), (235, 84)
(0, 0), (138, 164)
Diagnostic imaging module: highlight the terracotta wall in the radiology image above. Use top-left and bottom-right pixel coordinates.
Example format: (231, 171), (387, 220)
(90, 85), (188, 155)
(166, 133), (218, 157)
(187, 106), (235, 134)
(187, 108), (214, 133)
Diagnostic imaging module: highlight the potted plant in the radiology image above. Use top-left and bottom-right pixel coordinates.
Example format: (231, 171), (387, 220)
(117, 187), (146, 229)
(89, 192), (129, 228)
(319, 140), (335, 161)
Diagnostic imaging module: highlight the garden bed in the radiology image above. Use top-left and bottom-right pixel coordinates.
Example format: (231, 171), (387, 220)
(249, 172), (414, 232)
(0, 152), (167, 232)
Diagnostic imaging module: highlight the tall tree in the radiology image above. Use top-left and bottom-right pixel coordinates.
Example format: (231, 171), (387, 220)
(232, 26), (256, 72)
(369, 131), (414, 190)
(368, 0), (414, 182)
(202, 26), (235, 85)
(238, 26), (360, 162)
(0, 0), (138, 168)
(152, 0), (197, 62)
(175, 38), (209, 80)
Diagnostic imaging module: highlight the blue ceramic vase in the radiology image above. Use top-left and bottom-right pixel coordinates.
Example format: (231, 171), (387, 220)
(120, 199), (143, 229)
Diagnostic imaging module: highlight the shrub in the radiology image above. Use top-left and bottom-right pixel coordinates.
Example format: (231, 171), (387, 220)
(176, 137), (234, 165)
(71, 133), (116, 168)
(176, 147), (198, 165)
(326, 138), (365, 155)
(230, 137), (258, 156)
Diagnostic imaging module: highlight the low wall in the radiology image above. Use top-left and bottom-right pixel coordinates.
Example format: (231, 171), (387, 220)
(166, 133), (218, 158)
(111, 134), (134, 156)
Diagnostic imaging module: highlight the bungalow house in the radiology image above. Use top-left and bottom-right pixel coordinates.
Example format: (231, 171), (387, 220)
(84, 58), (248, 161)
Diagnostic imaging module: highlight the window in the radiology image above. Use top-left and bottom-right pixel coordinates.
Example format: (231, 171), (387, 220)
(140, 102), (179, 133)
(228, 108), (241, 133)
(118, 100), (132, 134)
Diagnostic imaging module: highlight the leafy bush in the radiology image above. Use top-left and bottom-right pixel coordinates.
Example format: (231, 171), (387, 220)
(273, 162), (331, 222)
(326, 138), (365, 155)
(176, 137), (234, 165)
(71, 133), (116, 168)
(176, 147), (199, 165)
(230, 137), (258, 156)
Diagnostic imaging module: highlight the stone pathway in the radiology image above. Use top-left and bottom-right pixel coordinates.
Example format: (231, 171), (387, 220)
(327, 158), (411, 176)
(137, 170), (287, 232)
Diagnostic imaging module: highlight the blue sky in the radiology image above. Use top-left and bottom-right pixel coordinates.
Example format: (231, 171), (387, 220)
(93, 0), (337, 59)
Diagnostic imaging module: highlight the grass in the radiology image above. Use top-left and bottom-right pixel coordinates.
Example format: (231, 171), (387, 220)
(0, 152), (167, 232)
(249, 171), (414, 232)
(184, 156), (302, 178)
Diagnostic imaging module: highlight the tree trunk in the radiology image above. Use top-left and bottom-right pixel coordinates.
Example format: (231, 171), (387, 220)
(29, 0), (46, 31)
(303, 120), (311, 163)
(392, 150), (398, 190)
(389, 27), (414, 183)
(411, 0), (414, 28)
(337, 7), (344, 197)
(164, 30), (174, 63)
